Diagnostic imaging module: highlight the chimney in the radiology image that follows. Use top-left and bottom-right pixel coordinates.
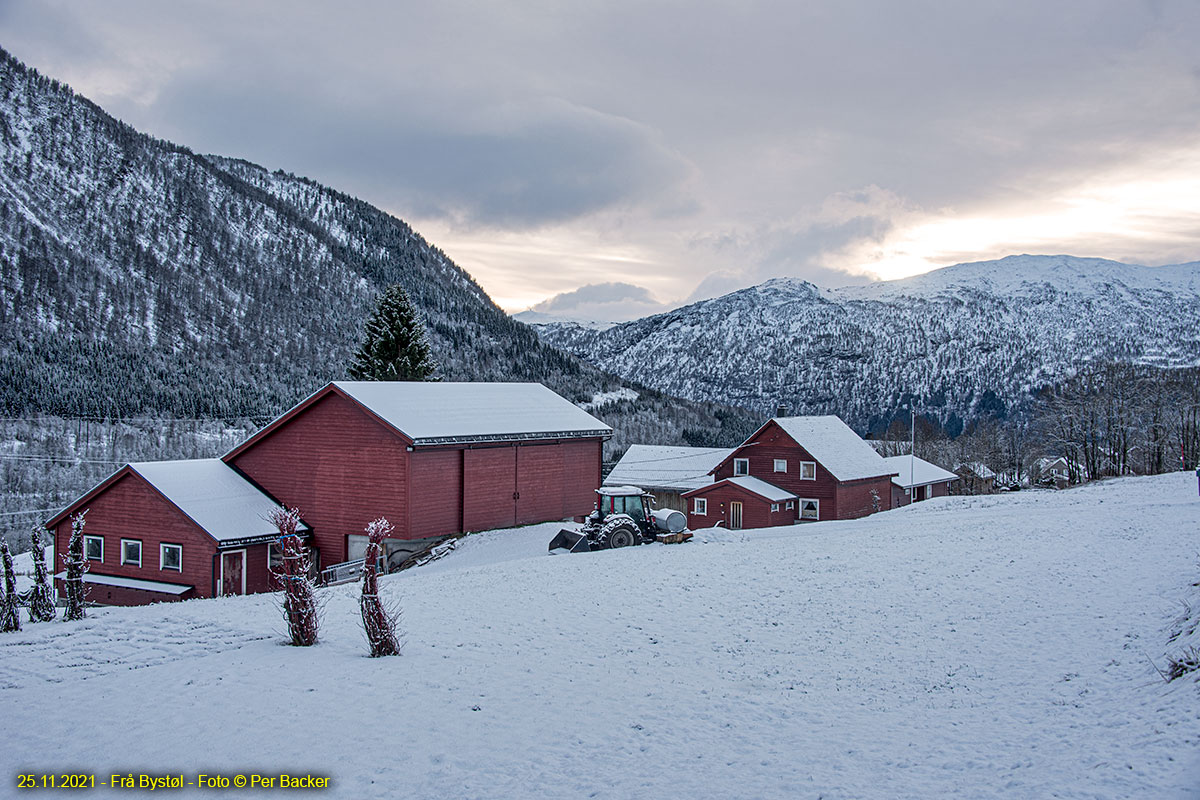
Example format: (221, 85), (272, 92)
(775, 404), (788, 418)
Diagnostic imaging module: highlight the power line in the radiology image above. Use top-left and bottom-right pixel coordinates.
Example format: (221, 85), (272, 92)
(0, 507), (62, 518)
(0, 454), (124, 464)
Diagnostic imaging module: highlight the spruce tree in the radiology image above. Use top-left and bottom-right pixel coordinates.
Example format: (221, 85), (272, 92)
(347, 284), (438, 381)
(1, 537), (21, 633)
(27, 528), (56, 622)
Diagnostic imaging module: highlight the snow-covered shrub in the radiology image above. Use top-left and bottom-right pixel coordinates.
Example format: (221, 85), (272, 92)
(269, 507), (319, 647)
(1166, 647), (1200, 681)
(359, 517), (402, 657)
(1, 537), (21, 632)
(62, 511), (88, 622)
(27, 528), (56, 622)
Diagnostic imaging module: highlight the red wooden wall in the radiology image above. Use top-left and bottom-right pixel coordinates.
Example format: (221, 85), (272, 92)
(713, 422), (843, 518)
(684, 482), (794, 530)
(51, 471), (217, 602)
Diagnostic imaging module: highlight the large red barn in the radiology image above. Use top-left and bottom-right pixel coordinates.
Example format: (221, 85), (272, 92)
(223, 381), (611, 570)
(46, 459), (308, 606)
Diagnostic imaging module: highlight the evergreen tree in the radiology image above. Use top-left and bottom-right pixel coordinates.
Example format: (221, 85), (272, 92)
(27, 528), (56, 622)
(62, 511), (88, 621)
(347, 284), (438, 381)
(1, 537), (21, 632)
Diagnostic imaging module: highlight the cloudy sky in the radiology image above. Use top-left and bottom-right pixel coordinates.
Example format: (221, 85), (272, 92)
(2, 1), (1199, 316)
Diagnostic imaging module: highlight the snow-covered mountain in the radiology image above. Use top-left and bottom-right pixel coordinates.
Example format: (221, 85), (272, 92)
(534, 255), (1200, 433)
(0, 47), (756, 451)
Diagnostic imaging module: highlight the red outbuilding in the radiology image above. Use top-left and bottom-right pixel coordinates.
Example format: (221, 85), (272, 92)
(47, 459), (309, 606)
(683, 476), (797, 530)
(882, 455), (958, 508)
(223, 381), (611, 571)
(696, 415), (896, 528)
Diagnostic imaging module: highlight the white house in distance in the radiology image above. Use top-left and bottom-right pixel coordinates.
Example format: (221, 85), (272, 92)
(605, 444), (733, 512)
(883, 455), (958, 508)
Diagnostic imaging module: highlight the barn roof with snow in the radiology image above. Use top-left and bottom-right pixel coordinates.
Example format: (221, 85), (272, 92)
(715, 476), (798, 502)
(228, 382), (612, 455)
(767, 416), (895, 482)
(605, 444), (734, 492)
(46, 458), (306, 544)
(882, 455), (958, 489)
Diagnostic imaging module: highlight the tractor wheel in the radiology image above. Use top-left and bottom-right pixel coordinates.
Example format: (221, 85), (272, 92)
(597, 514), (639, 549)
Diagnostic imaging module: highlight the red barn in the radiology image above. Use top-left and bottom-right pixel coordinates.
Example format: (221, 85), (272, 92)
(223, 381), (611, 570)
(698, 415), (896, 527)
(47, 459), (308, 606)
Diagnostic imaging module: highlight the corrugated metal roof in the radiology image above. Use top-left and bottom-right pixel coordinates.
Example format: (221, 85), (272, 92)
(605, 444), (734, 491)
(130, 459), (306, 543)
(772, 416), (895, 482)
(334, 381), (612, 444)
(882, 455), (958, 488)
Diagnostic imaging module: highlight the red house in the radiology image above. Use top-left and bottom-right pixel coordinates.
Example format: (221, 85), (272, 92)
(883, 455), (958, 508)
(682, 476), (797, 530)
(47, 459), (308, 606)
(686, 415), (896, 529)
(223, 381), (611, 571)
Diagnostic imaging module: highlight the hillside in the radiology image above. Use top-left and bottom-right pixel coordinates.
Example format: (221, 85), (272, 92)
(535, 254), (1200, 433)
(0, 46), (756, 453)
(3, 473), (1198, 797)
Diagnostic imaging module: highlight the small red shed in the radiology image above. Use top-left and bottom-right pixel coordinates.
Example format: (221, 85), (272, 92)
(223, 381), (611, 569)
(46, 459), (309, 606)
(708, 415), (897, 525)
(883, 455), (958, 508)
(683, 476), (797, 530)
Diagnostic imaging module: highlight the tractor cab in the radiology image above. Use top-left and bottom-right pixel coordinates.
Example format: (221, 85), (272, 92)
(594, 485), (653, 525)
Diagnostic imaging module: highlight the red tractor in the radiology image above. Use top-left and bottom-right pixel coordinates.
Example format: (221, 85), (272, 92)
(548, 486), (690, 553)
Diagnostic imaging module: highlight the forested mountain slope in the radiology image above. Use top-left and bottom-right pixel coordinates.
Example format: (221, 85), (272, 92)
(0, 46), (755, 451)
(535, 255), (1200, 434)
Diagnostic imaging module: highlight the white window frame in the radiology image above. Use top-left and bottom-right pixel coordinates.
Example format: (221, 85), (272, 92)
(84, 535), (104, 562)
(160, 543), (182, 572)
(693, 497), (707, 515)
(733, 458), (750, 476)
(773, 459), (787, 473)
(785, 500), (794, 510)
(800, 461), (817, 480)
(120, 538), (142, 567)
(770, 503), (779, 512)
(799, 498), (820, 520)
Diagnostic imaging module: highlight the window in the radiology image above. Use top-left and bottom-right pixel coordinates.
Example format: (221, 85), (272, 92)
(800, 461), (817, 480)
(773, 459), (787, 473)
(733, 458), (749, 476)
(160, 543), (182, 572)
(120, 539), (142, 567)
(84, 535), (104, 562)
(770, 503), (779, 512)
(785, 501), (794, 510)
(800, 499), (819, 520)
(693, 498), (707, 515)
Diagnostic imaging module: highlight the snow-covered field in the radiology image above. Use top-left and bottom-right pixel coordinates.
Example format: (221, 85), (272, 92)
(3, 473), (1199, 798)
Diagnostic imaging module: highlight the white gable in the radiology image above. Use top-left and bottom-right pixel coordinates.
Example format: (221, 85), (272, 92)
(333, 381), (612, 444)
(882, 455), (958, 488)
(771, 416), (895, 482)
(131, 459), (306, 544)
(605, 444), (734, 492)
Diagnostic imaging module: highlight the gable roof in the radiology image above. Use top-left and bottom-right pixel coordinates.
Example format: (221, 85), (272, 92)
(685, 475), (797, 503)
(47, 459), (306, 545)
(749, 416), (895, 482)
(882, 455), (958, 488)
(226, 382), (612, 458)
(605, 444), (734, 492)
(956, 461), (997, 479)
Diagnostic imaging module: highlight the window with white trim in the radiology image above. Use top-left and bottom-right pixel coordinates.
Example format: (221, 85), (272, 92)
(799, 499), (819, 520)
(770, 503), (779, 512)
(800, 461), (817, 480)
(733, 458), (749, 476)
(120, 538), (142, 567)
(693, 498), (707, 515)
(160, 543), (182, 572)
(785, 500), (794, 510)
(773, 459), (787, 473)
(84, 535), (104, 562)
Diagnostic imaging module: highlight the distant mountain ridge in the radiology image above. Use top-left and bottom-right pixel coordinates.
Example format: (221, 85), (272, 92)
(533, 255), (1200, 434)
(0, 46), (757, 452)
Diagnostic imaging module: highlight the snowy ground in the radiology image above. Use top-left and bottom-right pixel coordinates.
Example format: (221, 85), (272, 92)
(3, 474), (1199, 798)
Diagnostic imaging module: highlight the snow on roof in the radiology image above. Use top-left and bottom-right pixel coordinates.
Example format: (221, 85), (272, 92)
(882, 456), (958, 488)
(605, 444), (734, 491)
(956, 461), (998, 479)
(130, 459), (306, 544)
(596, 485), (644, 496)
(723, 476), (797, 502)
(53, 571), (192, 595)
(771, 416), (895, 482)
(333, 381), (612, 444)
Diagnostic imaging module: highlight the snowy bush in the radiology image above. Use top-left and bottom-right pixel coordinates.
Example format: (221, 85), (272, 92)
(27, 528), (56, 622)
(269, 507), (319, 647)
(1, 537), (21, 632)
(62, 511), (88, 622)
(359, 517), (402, 657)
